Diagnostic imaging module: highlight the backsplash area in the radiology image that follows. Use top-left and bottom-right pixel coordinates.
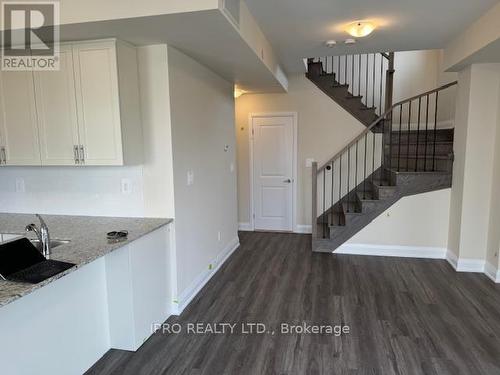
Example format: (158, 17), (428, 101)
(0, 167), (145, 217)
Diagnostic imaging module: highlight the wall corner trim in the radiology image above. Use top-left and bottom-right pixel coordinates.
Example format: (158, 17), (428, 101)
(295, 225), (312, 234)
(238, 222), (253, 231)
(485, 262), (500, 283)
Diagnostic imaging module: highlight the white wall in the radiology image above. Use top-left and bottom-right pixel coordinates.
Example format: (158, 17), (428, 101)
(348, 189), (451, 248)
(0, 45), (175, 219)
(167, 46), (239, 297)
(138, 45), (176, 218)
(0, 166), (145, 217)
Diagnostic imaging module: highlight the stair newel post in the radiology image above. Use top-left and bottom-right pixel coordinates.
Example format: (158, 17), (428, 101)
(382, 52), (395, 180)
(384, 52), (395, 113)
(311, 161), (318, 240)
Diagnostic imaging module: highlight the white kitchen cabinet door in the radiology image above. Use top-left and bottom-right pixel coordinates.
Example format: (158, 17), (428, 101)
(34, 45), (81, 166)
(0, 70), (41, 166)
(73, 41), (124, 166)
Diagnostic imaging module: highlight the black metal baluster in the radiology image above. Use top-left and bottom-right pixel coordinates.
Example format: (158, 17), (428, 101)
(433, 92), (439, 171)
(344, 55), (347, 84)
(323, 169), (326, 238)
(407, 101), (412, 171)
(372, 53), (376, 108)
(365, 54), (369, 107)
(347, 148), (350, 212)
(337, 56), (340, 79)
(398, 104), (403, 172)
(331, 161), (334, 221)
(355, 140), (359, 199)
(415, 97), (421, 171)
(363, 134), (367, 199)
(338, 154), (342, 224)
(424, 94), (430, 171)
(358, 54), (361, 96)
(372, 129), (376, 183)
(388, 110), (393, 172)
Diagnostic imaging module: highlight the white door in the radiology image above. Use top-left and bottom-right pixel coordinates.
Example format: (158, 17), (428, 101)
(73, 41), (123, 165)
(252, 115), (294, 231)
(0, 70), (41, 165)
(34, 45), (80, 166)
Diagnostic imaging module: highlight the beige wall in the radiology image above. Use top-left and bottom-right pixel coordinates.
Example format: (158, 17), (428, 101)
(448, 64), (500, 265)
(168, 46), (238, 294)
(236, 73), (364, 227)
(444, 2), (500, 71)
(236, 50), (454, 249)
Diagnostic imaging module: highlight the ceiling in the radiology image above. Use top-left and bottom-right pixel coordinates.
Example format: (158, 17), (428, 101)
(0, 10), (287, 93)
(245, 0), (500, 73)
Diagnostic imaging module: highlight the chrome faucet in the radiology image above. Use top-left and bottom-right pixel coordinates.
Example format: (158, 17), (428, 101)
(26, 214), (51, 259)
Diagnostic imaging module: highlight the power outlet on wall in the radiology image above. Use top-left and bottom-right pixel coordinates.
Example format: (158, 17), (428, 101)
(15, 178), (25, 193)
(121, 179), (132, 194)
(217, 231), (222, 242)
(187, 170), (194, 186)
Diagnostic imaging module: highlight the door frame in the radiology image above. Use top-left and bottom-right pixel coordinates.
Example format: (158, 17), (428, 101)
(249, 112), (298, 232)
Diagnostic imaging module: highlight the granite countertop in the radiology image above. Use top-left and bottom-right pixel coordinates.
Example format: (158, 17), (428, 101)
(0, 213), (173, 308)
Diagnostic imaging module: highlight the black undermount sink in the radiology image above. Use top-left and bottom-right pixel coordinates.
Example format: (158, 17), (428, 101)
(0, 238), (75, 284)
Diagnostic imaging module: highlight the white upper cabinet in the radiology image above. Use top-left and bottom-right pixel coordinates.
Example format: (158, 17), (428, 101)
(0, 39), (142, 167)
(34, 45), (80, 166)
(73, 41), (124, 166)
(0, 70), (41, 166)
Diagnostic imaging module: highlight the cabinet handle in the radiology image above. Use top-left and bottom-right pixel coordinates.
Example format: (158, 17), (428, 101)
(1, 147), (6, 165)
(73, 145), (80, 164)
(79, 145), (85, 164)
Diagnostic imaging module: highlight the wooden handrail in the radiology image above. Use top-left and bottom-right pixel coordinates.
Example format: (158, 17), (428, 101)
(317, 80), (458, 172)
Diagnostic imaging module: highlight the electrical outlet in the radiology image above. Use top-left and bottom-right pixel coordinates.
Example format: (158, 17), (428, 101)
(121, 179), (132, 194)
(15, 178), (25, 193)
(230, 162), (235, 173)
(187, 170), (194, 186)
(305, 158), (315, 168)
(218, 231), (222, 242)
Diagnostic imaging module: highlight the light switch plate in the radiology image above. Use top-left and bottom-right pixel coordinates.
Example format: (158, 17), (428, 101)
(305, 158), (315, 168)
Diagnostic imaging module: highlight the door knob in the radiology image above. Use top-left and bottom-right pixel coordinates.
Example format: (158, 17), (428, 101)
(283, 179), (292, 183)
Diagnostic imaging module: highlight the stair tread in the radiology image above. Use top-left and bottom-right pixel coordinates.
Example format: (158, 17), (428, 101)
(357, 191), (377, 201)
(342, 202), (361, 214)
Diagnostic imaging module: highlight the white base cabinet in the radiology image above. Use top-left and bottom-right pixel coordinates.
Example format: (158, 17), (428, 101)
(0, 39), (143, 167)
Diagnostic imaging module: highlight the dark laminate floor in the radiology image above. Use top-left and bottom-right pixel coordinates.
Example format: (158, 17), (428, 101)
(86, 232), (500, 375)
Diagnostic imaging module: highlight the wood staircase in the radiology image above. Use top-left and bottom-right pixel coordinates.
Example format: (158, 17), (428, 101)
(307, 54), (457, 253)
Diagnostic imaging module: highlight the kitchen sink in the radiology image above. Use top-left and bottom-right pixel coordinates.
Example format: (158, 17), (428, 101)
(30, 239), (70, 249)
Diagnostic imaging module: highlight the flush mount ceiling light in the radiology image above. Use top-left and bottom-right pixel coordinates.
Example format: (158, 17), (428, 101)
(234, 88), (246, 98)
(325, 40), (337, 48)
(346, 21), (376, 38)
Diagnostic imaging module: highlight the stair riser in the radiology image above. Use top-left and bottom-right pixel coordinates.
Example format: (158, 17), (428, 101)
(390, 129), (454, 143)
(389, 144), (453, 157)
(389, 159), (452, 172)
(372, 184), (397, 200)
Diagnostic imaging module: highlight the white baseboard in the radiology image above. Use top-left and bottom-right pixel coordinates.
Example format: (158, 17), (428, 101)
(238, 222), (252, 231)
(172, 237), (240, 315)
(485, 262), (500, 283)
(446, 250), (485, 272)
(336, 243), (447, 259)
(295, 224), (312, 234)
